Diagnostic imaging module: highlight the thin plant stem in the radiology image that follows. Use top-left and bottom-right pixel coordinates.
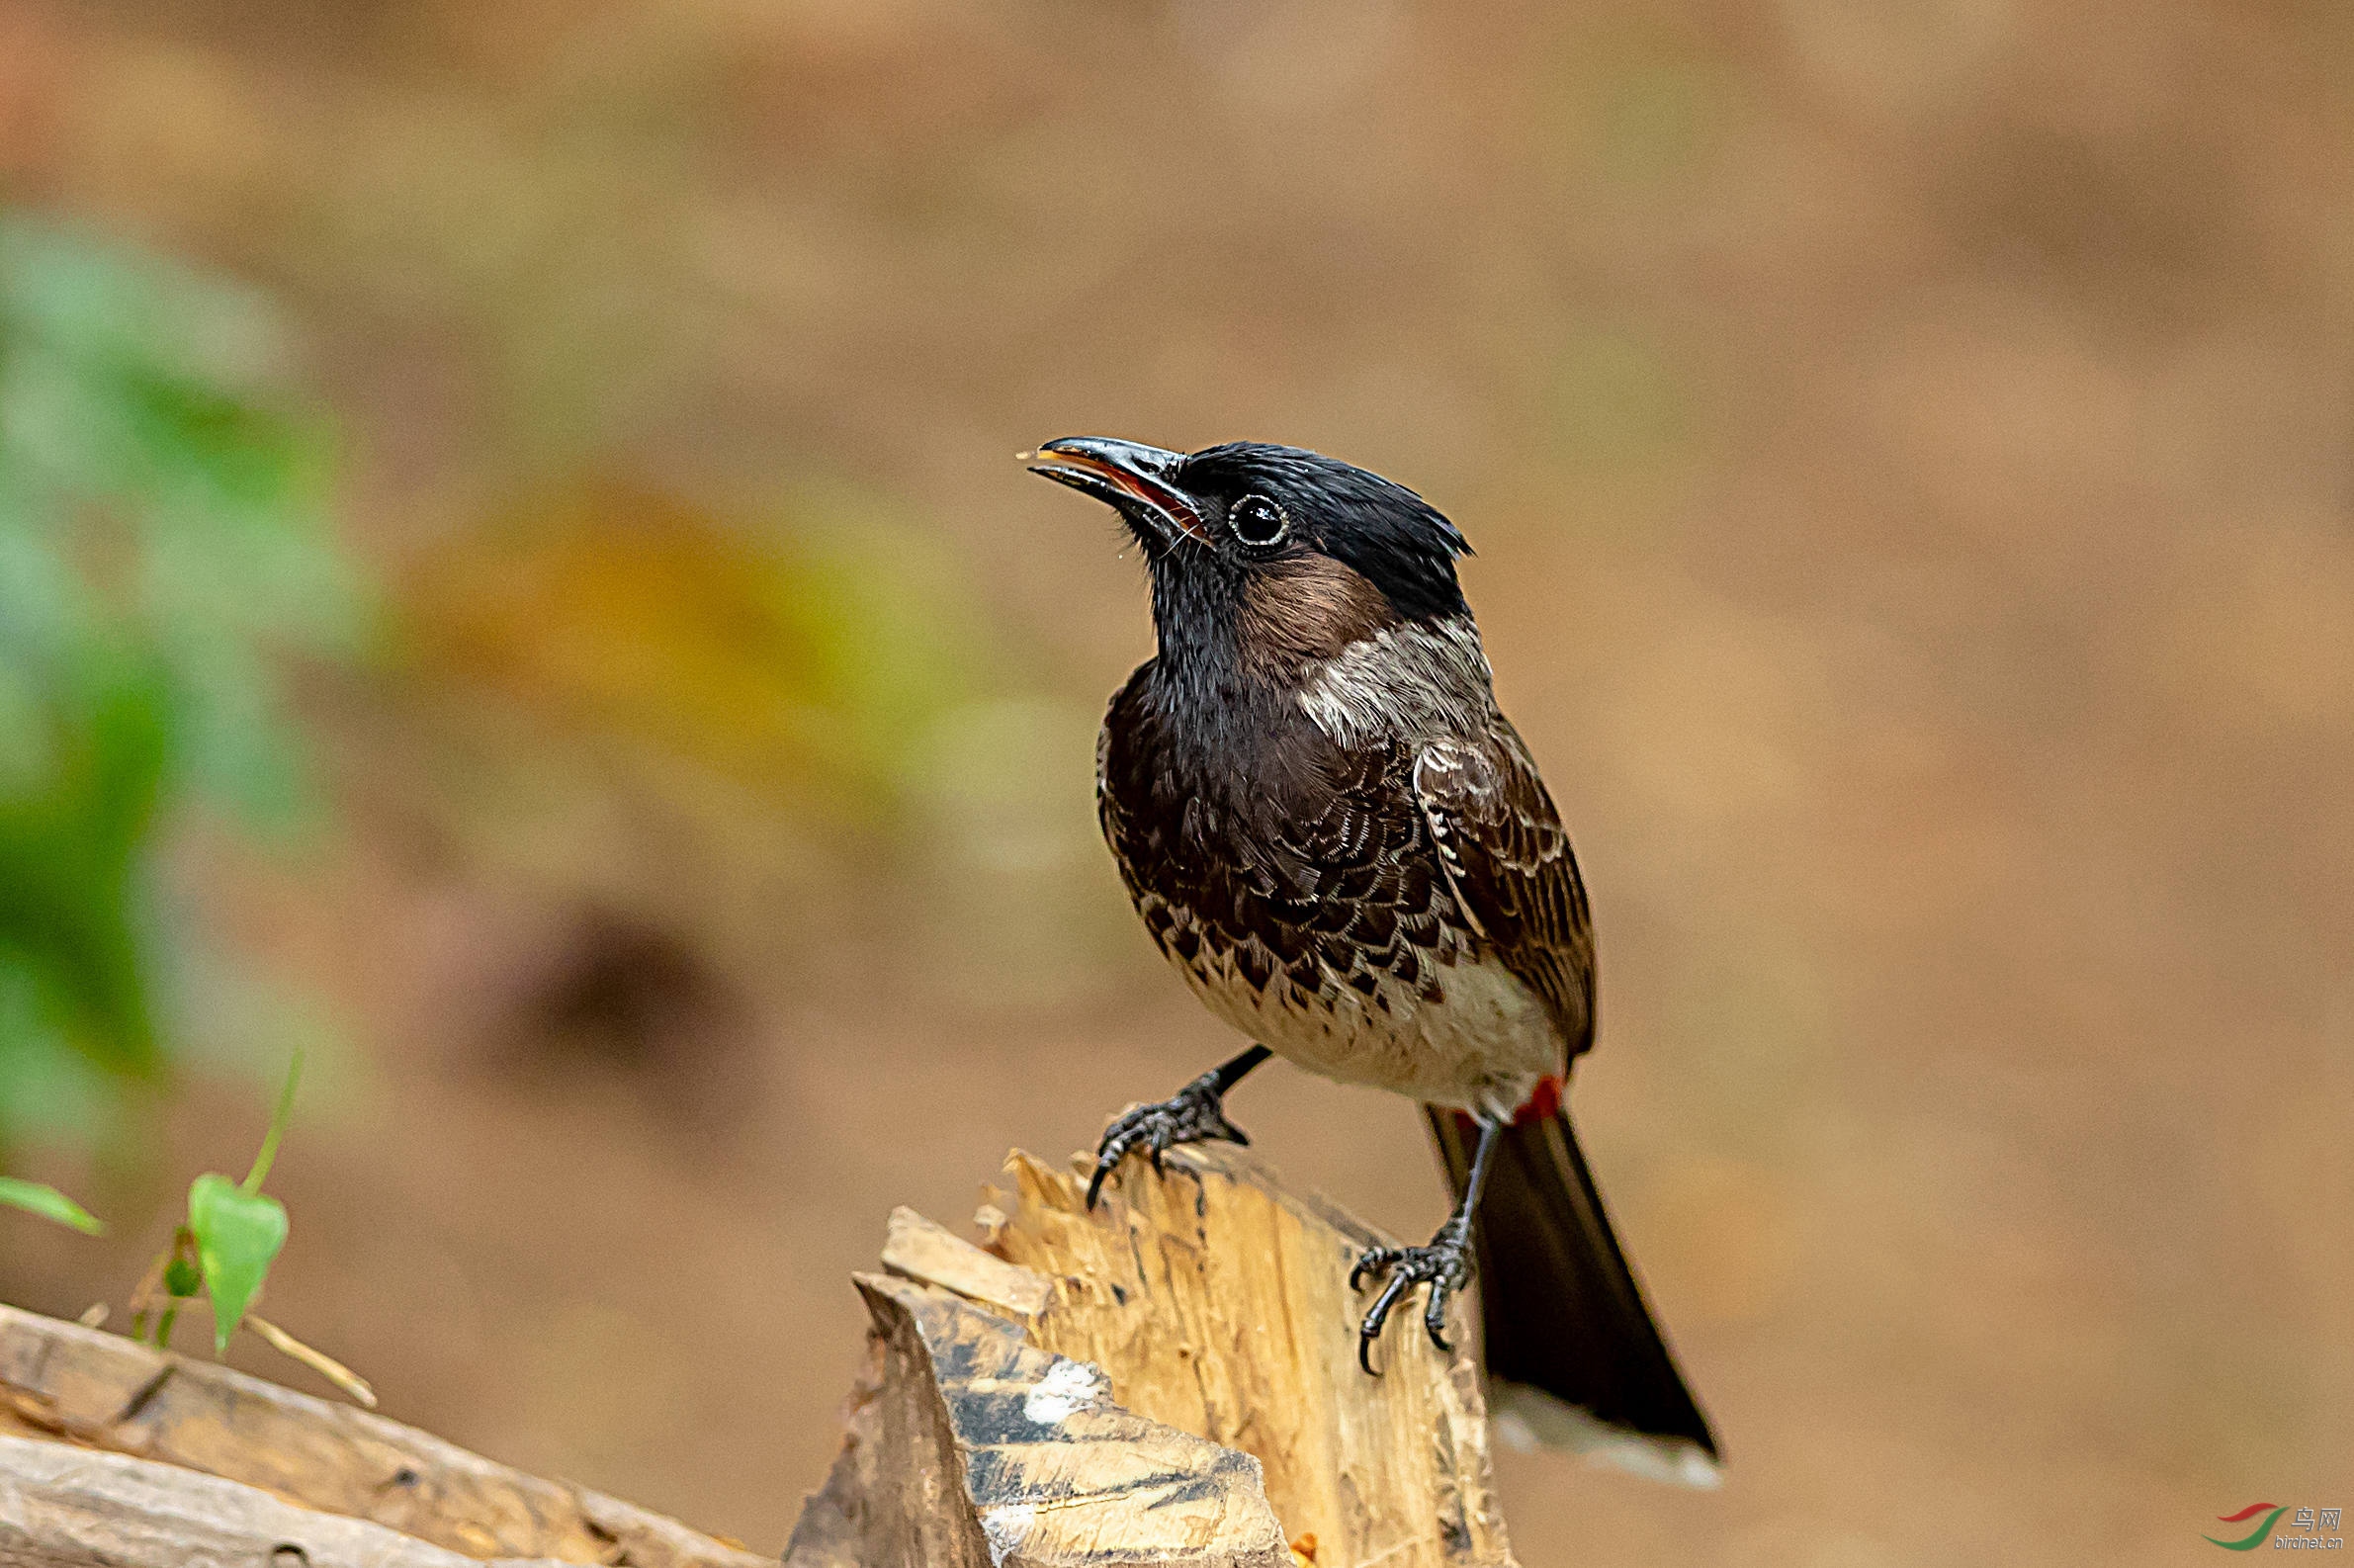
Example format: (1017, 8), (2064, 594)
(241, 1051), (304, 1195)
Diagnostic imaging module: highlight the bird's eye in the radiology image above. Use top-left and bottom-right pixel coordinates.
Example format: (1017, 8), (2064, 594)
(1228, 493), (1288, 548)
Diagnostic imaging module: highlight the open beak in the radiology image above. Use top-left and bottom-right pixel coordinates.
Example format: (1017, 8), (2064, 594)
(1028, 437), (1210, 548)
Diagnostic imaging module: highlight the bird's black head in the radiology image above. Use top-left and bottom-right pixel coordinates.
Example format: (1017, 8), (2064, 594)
(1030, 437), (1472, 682)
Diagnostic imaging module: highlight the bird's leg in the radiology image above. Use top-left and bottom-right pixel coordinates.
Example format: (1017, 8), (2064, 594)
(1087, 1044), (1273, 1209)
(1351, 1115), (1502, 1371)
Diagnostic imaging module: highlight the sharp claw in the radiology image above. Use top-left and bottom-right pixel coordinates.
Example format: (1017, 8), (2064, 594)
(1088, 1126), (1139, 1212)
(1356, 1268), (1410, 1375)
(1086, 1079), (1256, 1214)
(1349, 1236), (1475, 1371)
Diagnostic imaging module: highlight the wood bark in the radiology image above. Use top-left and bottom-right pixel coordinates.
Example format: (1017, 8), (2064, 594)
(0, 1305), (764, 1568)
(0, 1141), (1525, 1567)
(792, 1143), (1518, 1568)
(0, 1436), (570, 1568)
(785, 1273), (1291, 1568)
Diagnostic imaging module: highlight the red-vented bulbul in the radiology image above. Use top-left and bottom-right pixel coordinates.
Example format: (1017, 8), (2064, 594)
(1029, 437), (1719, 1485)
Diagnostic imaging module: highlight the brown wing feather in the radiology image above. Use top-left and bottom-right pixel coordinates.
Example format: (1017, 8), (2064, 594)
(1413, 720), (1596, 1062)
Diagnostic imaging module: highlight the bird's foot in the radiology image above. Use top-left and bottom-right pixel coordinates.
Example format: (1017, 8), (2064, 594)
(1351, 1222), (1474, 1372)
(1086, 1071), (1252, 1210)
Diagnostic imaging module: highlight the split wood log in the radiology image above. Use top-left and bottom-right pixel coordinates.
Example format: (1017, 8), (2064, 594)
(0, 1304), (765, 1568)
(786, 1274), (1290, 1568)
(0, 1141), (1529, 1567)
(0, 1436), (570, 1568)
(788, 1143), (1518, 1568)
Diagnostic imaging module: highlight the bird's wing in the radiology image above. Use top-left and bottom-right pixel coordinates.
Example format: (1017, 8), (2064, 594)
(1414, 722), (1596, 1060)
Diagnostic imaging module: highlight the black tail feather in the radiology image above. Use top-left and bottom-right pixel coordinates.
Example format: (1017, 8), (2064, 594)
(1426, 1105), (1719, 1481)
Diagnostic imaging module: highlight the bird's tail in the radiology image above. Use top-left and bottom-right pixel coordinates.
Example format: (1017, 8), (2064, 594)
(1425, 1104), (1721, 1487)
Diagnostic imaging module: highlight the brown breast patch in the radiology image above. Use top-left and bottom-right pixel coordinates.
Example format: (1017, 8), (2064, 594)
(1239, 555), (1398, 679)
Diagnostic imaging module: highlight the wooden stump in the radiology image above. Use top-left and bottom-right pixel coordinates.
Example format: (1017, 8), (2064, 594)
(790, 1144), (1518, 1568)
(784, 1273), (1291, 1568)
(0, 1143), (1524, 1567)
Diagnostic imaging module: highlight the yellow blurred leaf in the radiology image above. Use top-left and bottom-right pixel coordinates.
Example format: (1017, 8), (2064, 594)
(400, 483), (985, 826)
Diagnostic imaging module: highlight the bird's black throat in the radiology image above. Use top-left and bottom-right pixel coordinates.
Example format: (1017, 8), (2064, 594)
(1140, 552), (1298, 755)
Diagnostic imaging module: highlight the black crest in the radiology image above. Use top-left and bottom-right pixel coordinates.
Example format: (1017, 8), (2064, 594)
(1178, 442), (1473, 624)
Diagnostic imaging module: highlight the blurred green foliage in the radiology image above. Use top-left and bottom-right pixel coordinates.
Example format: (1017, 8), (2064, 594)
(0, 213), (359, 1160)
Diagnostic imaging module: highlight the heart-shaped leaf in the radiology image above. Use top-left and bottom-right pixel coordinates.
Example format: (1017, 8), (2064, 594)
(0, 1176), (104, 1234)
(188, 1172), (286, 1354)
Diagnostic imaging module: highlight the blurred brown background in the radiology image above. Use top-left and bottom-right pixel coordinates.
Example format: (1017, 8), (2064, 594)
(1, 1), (2349, 1564)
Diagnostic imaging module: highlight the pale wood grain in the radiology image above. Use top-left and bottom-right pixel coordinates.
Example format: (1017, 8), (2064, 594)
(0, 1436), (571, 1568)
(4, 1139), (1522, 1568)
(790, 1143), (1517, 1568)
(0, 1306), (765, 1568)
(785, 1273), (1290, 1568)
(880, 1205), (1053, 1319)
(979, 1144), (1513, 1568)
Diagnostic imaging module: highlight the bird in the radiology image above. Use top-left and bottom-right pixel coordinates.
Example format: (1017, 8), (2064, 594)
(1028, 435), (1719, 1485)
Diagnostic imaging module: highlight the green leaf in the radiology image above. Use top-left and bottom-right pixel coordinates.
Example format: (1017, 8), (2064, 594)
(0, 658), (172, 1080)
(163, 1257), (200, 1297)
(187, 1171), (286, 1354)
(0, 954), (111, 1147)
(0, 1175), (105, 1234)
(0, 215), (363, 1163)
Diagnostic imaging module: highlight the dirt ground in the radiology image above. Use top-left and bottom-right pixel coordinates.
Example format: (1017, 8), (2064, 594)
(2, 2), (2349, 1564)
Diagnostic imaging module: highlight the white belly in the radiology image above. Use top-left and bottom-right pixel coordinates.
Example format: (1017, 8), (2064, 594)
(1162, 925), (1561, 1119)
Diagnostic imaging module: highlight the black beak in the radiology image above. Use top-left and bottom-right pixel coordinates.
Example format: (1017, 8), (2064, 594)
(1028, 437), (1210, 549)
